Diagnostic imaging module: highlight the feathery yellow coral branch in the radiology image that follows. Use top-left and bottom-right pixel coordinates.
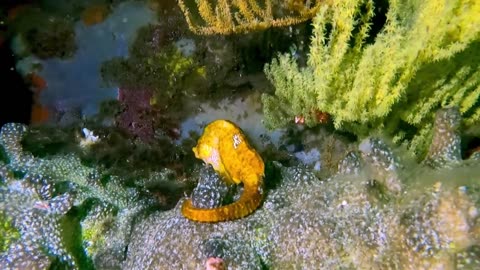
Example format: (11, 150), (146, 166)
(177, 0), (323, 35)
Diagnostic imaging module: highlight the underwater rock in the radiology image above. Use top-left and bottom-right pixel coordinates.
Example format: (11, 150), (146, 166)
(1, 102), (478, 269)
(455, 245), (480, 269)
(190, 165), (230, 209)
(424, 107), (462, 168)
(81, 4), (110, 26)
(24, 17), (77, 59)
(359, 137), (403, 193)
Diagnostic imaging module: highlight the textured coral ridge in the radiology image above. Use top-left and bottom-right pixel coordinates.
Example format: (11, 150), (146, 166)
(0, 166), (75, 269)
(182, 120), (265, 222)
(126, 108), (480, 269)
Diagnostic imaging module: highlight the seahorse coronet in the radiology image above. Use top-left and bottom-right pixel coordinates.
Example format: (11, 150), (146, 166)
(181, 119), (265, 222)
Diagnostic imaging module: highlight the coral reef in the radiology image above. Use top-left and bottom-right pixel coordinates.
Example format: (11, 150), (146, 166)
(3, 2), (480, 269)
(0, 123), (162, 269)
(0, 212), (19, 254)
(125, 108), (480, 269)
(262, 0), (480, 157)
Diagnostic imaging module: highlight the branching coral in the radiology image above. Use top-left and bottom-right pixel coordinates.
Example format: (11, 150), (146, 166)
(177, 0), (322, 34)
(0, 165), (76, 269)
(0, 123), (159, 268)
(262, 0), (480, 157)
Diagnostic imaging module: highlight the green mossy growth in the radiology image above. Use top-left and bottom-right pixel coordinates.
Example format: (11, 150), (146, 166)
(101, 24), (209, 111)
(0, 212), (20, 253)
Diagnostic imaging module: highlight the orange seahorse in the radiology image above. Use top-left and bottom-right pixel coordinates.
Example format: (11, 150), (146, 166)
(181, 120), (265, 222)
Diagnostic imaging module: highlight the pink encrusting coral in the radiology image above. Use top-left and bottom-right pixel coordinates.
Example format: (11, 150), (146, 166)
(116, 87), (182, 142)
(117, 87), (156, 142)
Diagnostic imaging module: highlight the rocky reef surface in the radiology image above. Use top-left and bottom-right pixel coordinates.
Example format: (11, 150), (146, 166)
(125, 107), (480, 269)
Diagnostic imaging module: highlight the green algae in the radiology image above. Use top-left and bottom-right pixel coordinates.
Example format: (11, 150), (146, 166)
(0, 213), (20, 254)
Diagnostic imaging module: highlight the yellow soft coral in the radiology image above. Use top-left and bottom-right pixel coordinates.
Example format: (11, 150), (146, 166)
(177, 0), (322, 35)
(181, 120), (264, 222)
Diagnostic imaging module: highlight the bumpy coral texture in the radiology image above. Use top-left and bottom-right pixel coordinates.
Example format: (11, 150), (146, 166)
(0, 123), (157, 269)
(182, 120), (265, 222)
(125, 108), (480, 269)
(0, 166), (75, 269)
